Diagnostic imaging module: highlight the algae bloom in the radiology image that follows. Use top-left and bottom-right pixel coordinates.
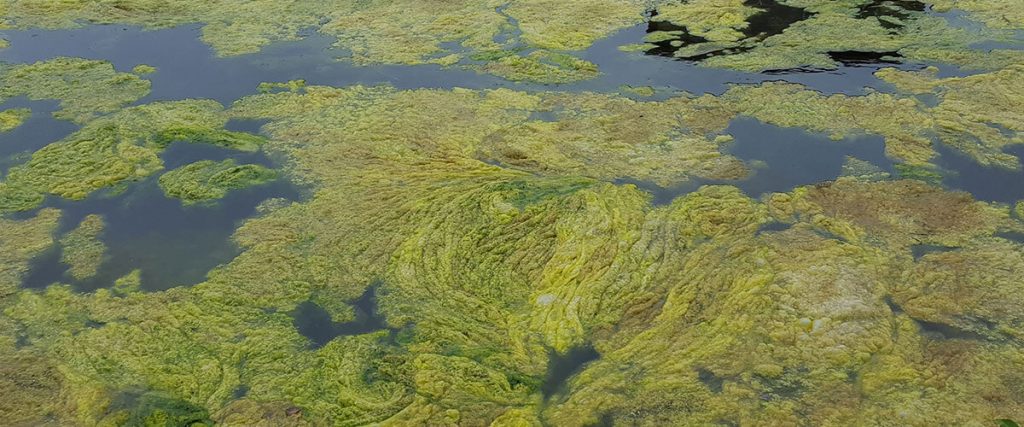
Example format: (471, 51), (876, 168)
(0, 1), (1023, 426)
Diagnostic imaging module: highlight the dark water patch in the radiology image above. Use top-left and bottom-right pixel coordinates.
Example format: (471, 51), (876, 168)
(232, 385), (250, 399)
(614, 178), (702, 206)
(697, 367), (725, 393)
(644, 0), (812, 61)
(757, 221), (792, 234)
(542, 344), (600, 399)
(161, 140), (273, 170)
(885, 295), (904, 314)
(583, 22), (915, 96)
(0, 98), (78, 173)
(910, 244), (958, 260)
(856, 0), (927, 28)
(225, 118), (270, 135)
(725, 117), (895, 196)
(742, 0), (814, 39)
(827, 51), (903, 66)
(21, 144), (299, 292)
(21, 245), (67, 289)
(997, 231), (1024, 244)
(615, 118), (895, 205)
(644, 12), (709, 59)
(933, 143), (1024, 203)
(292, 285), (388, 349)
(916, 318), (990, 341)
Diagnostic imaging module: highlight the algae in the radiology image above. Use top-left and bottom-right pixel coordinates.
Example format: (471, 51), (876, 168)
(644, 0), (1024, 73)
(59, 214), (106, 281)
(0, 99), (264, 212)
(159, 159), (278, 205)
(0, 0), (650, 83)
(0, 107), (30, 132)
(4, 79), (1024, 425)
(0, 57), (151, 123)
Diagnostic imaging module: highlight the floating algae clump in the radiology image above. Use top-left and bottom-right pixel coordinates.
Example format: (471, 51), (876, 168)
(131, 64), (157, 75)
(643, 0), (1024, 72)
(876, 65), (1024, 169)
(59, 214), (107, 281)
(159, 159), (278, 205)
(4, 81), (1024, 425)
(0, 0), (649, 83)
(0, 107), (30, 132)
(720, 72), (1024, 171)
(0, 57), (151, 123)
(929, 0), (1024, 30)
(0, 99), (264, 212)
(0, 208), (59, 302)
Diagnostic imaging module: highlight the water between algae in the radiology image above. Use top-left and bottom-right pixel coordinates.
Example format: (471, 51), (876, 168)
(3, 15), (1024, 396)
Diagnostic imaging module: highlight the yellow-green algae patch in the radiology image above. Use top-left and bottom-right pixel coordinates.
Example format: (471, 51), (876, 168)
(0, 208), (59, 298)
(0, 0), (650, 83)
(0, 99), (264, 213)
(876, 64), (1024, 169)
(59, 214), (106, 281)
(644, 0), (1024, 73)
(131, 64), (157, 75)
(0, 57), (151, 124)
(0, 107), (30, 132)
(929, 0), (1024, 30)
(4, 80), (1024, 425)
(159, 159), (278, 205)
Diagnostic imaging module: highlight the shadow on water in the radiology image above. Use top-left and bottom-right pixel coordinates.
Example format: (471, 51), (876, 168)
(292, 285), (389, 349)
(542, 345), (600, 399)
(21, 142), (300, 292)
(0, 98), (78, 173)
(618, 117), (894, 205)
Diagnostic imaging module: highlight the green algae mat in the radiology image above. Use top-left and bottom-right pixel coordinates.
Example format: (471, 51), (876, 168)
(1, 1), (1024, 425)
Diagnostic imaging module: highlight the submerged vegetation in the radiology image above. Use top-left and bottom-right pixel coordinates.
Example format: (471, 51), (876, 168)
(0, 0), (1023, 425)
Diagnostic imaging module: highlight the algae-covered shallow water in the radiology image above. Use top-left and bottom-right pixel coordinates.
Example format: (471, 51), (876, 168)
(1, 1), (1023, 425)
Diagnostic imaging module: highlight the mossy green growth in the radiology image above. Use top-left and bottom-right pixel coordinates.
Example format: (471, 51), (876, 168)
(645, 0), (1024, 73)
(929, 0), (1024, 30)
(131, 64), (157, 75)
(0, 0), (649, 83)
(0, 100), (264, 212)
(0, 208), (59, 298)
(876, 65), (1024, 169)
(0, 57), (151, 123)
(5, 81), (1024, 425)
(159, 159), (277, 205)
(59, 214), (106, 280)
(0, 107), (30, 132)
